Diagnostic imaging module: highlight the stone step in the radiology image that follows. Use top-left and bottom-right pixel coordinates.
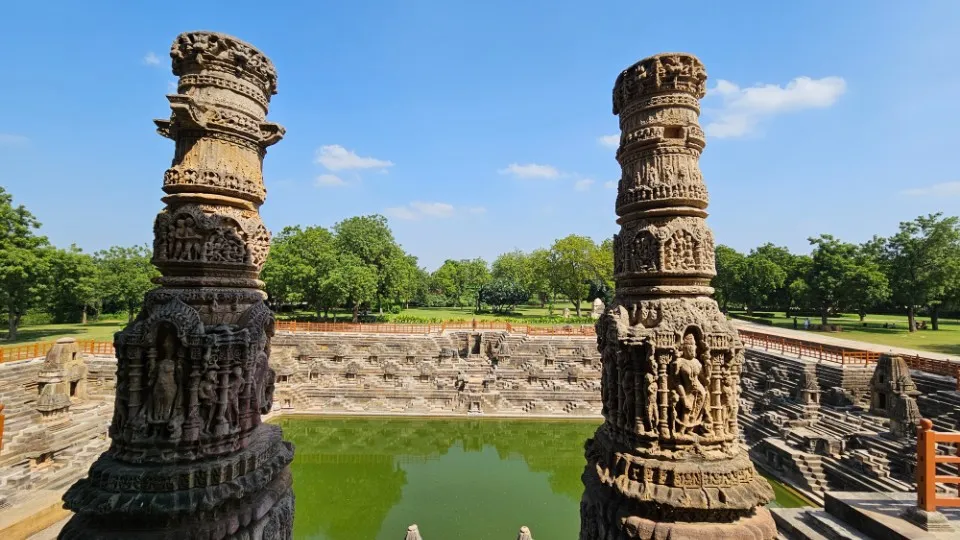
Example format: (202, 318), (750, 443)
(824, 492), (955, 540)
(805, 509), (873, 540)
(772, 508), (831, 540)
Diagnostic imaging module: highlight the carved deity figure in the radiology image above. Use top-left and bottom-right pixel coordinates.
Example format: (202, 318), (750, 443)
(644, 371), (659, 433)
(670, 333), (706, 435)
(146, 334), (181, 426)
(198, 370), (218, 434)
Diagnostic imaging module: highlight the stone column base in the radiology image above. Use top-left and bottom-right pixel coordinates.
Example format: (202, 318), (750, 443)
(582, 503), (777, 540)
(900, 506), (955, 532)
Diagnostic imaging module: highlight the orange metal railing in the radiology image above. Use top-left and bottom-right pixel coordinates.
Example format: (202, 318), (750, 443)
(0, 340), (115, 364)
(916, 419), (960, 512)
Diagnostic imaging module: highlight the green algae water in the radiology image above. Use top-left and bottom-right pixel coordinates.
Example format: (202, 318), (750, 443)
(275, 416), (810, 540)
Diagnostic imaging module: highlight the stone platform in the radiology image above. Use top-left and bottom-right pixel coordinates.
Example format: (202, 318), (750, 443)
(773, 492), (960, 539)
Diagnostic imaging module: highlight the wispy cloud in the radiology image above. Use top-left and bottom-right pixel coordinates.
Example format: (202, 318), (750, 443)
(0, 133), (29, 146)
(143, 52), (161, 66)
(704, 76), (846, 139)
(574, 178), (595, 191)
(603, 180), (617, 190)
(315, 144), (394, 172)
(386, 201), (456, 220)
(902, 181), (960, 197)
(598, 134), (619, 148)
(498, 163), (560, 179)
(315, 174), (346, 187)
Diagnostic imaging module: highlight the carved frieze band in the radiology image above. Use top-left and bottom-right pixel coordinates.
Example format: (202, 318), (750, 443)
(613, 54), (708, 115)
(152, 203), (270, 274)
(163, 167), (266, 204)
(171, 32), (278, 98)
(613, 217), (716, 278)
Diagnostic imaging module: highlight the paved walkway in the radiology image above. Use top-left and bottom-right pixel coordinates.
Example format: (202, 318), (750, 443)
(732, 319), (960, 363)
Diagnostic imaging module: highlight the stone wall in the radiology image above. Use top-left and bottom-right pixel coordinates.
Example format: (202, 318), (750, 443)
(269, 330), (602, 417)
(0, 354), (115, 508)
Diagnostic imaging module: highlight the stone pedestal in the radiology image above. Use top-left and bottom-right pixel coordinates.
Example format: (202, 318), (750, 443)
(579, 53), (775, 540)
(60, 32), (294, 539)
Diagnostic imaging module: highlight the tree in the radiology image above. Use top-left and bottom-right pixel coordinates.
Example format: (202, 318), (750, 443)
(96, 245), (158, 322)
(430, 258), (490, 309)
(549, 235), (602, 317)
(845, 247), (890, 322)
(319, 255), (377, 322)
(334, 215), (408, 311)
(492, 251), (534, 292)
(527, 249), (554, 308)
(45, 245), (101, 324)
(383, 254), (424, 309)
(713, 245), (745, 310)
(262, 226), (338, 317)
(884, 214), (960, 331)
(750, 243), (810, 317)
(738, 254), (786, 313)
(0, 187), (51, 340)
(478, 279), (529, 313)
(807, 235), (858, 326)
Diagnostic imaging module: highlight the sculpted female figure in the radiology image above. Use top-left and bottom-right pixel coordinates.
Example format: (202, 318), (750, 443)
(146, 334), (180, 426)
(670, 332), (706, 435)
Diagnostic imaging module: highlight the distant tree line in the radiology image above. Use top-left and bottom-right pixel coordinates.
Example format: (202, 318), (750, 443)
(1, 186), (158, 341)
(262, 215), (614, 320)
(714, 213), (960, 331)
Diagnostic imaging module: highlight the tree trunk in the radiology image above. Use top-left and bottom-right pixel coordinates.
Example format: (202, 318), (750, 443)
(931, 304), (940, 331)
(575, 301), (581, 317)
(128, 306), (135, 323)
(858, 310), (865, 322)
(7, 314), (18, 341)
(81, 305), (88, 325)
(907, 305), (916, 332)
(784, 305), (790, 318)
(820, 306), (828, 327)
(352, 302), (359, 323)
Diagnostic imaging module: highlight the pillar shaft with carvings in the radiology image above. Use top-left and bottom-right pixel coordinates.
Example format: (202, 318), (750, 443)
(579, 53), (776, 539)
(61, 32), (294, 540)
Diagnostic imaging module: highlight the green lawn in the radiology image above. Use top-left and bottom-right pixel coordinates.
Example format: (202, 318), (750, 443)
(732, 311), (960, 356)
(1, 319), (127, 348)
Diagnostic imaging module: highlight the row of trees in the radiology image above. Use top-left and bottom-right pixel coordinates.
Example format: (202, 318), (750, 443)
(1, 187), (158, 340)
(714, 213), (960, 331)
(262, 216), (615, 320)
(430, 235), (614, 316)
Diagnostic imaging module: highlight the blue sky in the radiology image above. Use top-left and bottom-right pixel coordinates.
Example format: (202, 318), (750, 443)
(1, 1), (959, 270)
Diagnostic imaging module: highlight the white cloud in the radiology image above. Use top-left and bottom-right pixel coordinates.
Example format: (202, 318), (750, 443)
(386, 201), (456, 220)
(902, 181), (960, 197)
(143, 52), (161, 66)
(704, 76), (846, 138)
(574, 178), (595, 191)
(467, 206), (487, 215)
(598, 134), (619, 148)
(315, 144), (393, 171)
(498, 163), (560, 179)
(0, 133), (29, 146)
(410, 201), (454, 218)
(315, 174), (346, 187)
(604, 180), (617, 189)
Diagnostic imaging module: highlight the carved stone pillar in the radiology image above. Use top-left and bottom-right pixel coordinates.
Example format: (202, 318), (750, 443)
(60, 32), (294, 539)
(579, 53), (776, 540)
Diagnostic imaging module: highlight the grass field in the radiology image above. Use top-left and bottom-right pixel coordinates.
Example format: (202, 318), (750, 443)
(733, 311), (960, 356)
(0, 318), (127, 348)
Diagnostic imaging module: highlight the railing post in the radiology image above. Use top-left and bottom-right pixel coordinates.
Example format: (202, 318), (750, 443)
(917, 418), (936, 512)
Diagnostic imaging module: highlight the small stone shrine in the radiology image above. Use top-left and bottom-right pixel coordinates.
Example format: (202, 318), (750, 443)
(36, 338), (88, 421)
(870, 354), (922, 438)
(579, 53), (776, 539)
(60, 31), (294, 539)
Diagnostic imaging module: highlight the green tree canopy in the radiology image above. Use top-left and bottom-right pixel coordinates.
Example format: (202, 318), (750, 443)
(549, 235), (603, 317)
(96, 245), (158, 322)
(0, 186), (51, 340)
(883, 213), (960, 330)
